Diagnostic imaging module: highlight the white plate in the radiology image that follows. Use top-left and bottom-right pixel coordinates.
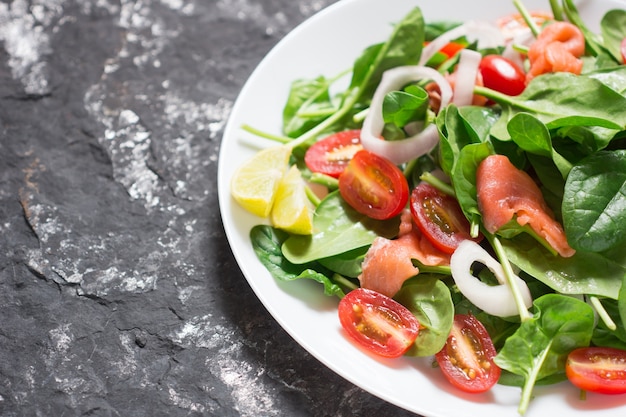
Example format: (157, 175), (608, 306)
(217, 1), (626, 416)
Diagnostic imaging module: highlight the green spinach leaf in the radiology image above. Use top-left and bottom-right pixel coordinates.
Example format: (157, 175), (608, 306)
(481, 72), (626, 144)
(383, 85), (429, 128)
(502, 233), (625, 299)
(282, 191), (400, 264)
(562, 150), (626, 252)
(601, 9), (626, 64)
(394, 275), (454, 357)
(250, 225), (344, 297)
(494, 294), (594, 415)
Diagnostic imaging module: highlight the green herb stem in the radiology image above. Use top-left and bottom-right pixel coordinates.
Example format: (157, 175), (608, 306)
(308, 172), (339, 190)
(241, 123), (293, 144)
(305, 185), (322, 207)
(333, 273), (358, 293)
(490, 235), (533, 322)
(352, 107), (369, 124)
(419, 172), (455, 196)
(512, 43), (529, 55)
(412, 260), (452, 276)
(519, 340), (552, 415)
(288, 87), (361, 149)
(513, 0), (541, 37)
(549, 0), (563, 21)
(296, 108), (337, 119)
(589, 296), (617, 331)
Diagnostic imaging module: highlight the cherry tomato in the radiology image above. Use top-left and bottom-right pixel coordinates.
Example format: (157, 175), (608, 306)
(566, 347), (626, 395)
(410, 182), (481, 254)
(439, 41), (466, 58)
(338, 150), (409, 220)
(304, 130), (363, 178)
(435, 314), (501, 393)
(424, 41), (466, 58)
(338, 288), (420, 358)
(621, 38), (626, 65)
(479, 55), (526, 96)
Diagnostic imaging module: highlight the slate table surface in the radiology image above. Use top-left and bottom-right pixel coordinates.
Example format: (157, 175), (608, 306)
(0, 0), (420, 416)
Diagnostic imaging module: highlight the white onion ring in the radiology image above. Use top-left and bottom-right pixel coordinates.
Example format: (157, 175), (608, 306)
(452, 49), (482, 106)
(419, 21), (505, 66)
(360, 66), (452, 165)
(502, 28), (534, 70)
(450, 240), (533, 317)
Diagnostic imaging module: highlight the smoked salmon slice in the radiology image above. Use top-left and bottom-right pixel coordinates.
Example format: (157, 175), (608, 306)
(476, 154), (575, 258)
(358, 210), (450, 297)
(526, 21), (585, 82)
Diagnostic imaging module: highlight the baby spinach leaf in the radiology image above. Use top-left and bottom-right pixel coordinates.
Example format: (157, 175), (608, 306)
(283, 76), (334, 138)
(588, 64), (626, 95)
(282, 191), (400, 264)
(317, 246), (367, 278)
(250, 225), (344, 297)
(350, 7), (424, 99)
(451, 142), (492, 227)
(394, 275), (454, 357)
(438, 104), (483, 176)
(601, 9), (626, 65)
(507, 113), (572, 178)
(383, 85), (429, 128)
(483, 72), (626, 144)
(562, 150), (626, 252)
(458, 105), (499, 143)
(501, 234), (625, 299)
(494, 294), (594, 415)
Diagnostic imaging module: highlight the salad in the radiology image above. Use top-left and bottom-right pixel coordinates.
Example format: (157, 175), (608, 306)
(227, 0), (626, 415)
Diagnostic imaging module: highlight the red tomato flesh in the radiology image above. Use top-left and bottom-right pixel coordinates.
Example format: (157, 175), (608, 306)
(338, 150), (409, 220)
(338, 288), (419, 358)
(410, 182), (481, 254)
(435, 314), (501, 393)
(304, 130), (363, 178)
(479, 55), (527, 96)
(566, 347), (626, 395)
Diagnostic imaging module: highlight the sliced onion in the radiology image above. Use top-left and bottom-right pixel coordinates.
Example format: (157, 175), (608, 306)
(452, 49), (482, 106)
(360, 66), (452, 165)
(502, 28), (534, 69)
(450, 240), (532, 317)
(419, 21), (505, 66)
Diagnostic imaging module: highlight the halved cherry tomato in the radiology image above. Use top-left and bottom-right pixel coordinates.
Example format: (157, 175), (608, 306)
(435, 314), (501, 393)
(304, 130), (363, 178)
(338, 288), (419, 358)
(410, 182), (481, 254)
(479, 55), (526, 96)
(566, 347), (626, 395)
(338, 150), (409, 220)
(621, 38), (626, 65)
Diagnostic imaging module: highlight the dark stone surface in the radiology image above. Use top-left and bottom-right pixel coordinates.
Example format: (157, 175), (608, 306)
(0, 1), (420, 416)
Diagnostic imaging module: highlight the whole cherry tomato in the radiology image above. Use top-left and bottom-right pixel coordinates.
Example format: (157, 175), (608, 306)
(479, 55), (526, 96)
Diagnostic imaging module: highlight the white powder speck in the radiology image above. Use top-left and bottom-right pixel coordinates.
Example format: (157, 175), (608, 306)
(167, 386), (206, 413)
(212, 351), (278, 417)
(0, 0), (63, 95)
(50, 324), (72, 351)
(110, 332), (139, 378)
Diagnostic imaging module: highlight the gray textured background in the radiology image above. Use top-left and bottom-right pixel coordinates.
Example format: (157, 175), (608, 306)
(0, 0), (420, 415)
